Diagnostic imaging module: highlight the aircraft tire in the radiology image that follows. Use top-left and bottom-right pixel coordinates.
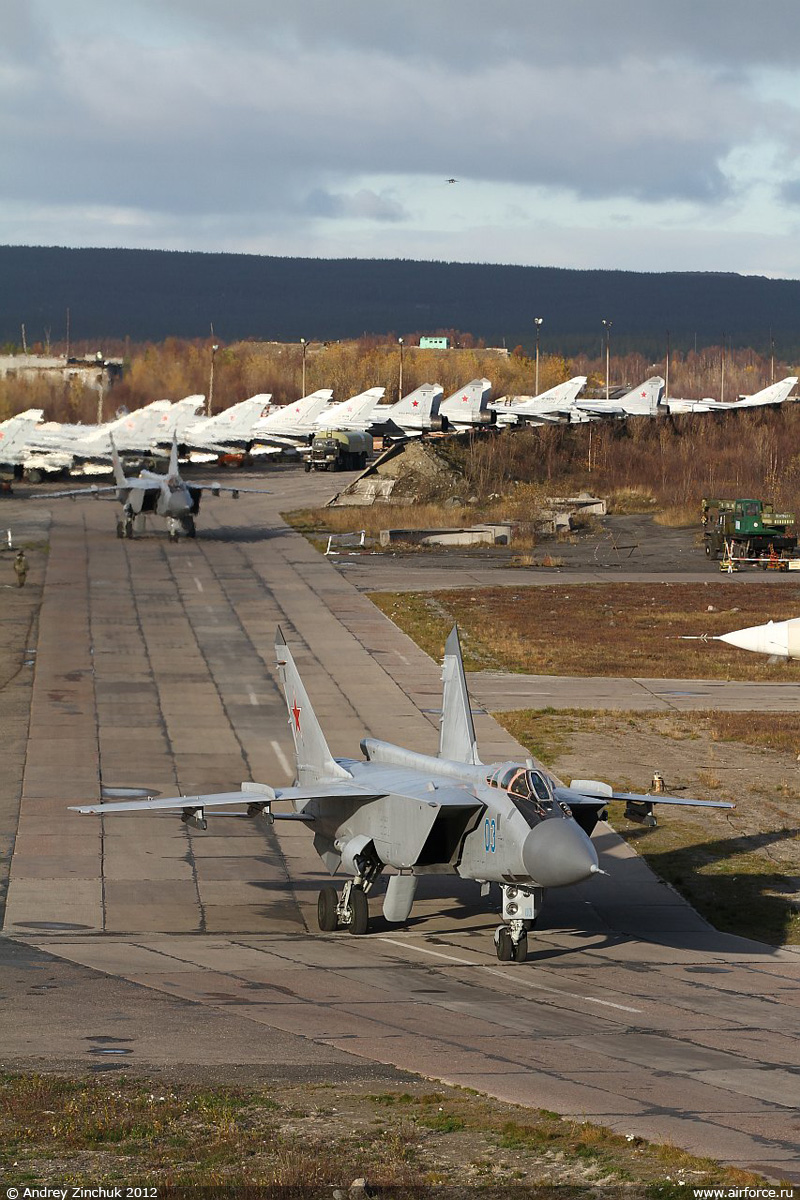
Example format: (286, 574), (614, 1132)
(185, 516), (196, 539)
(513, 933), (528, 963)
(317, 887), (339, 932)
(347, 886), (369, 935)
(495, 925), (514, 961)
(115, 521), (124, 539)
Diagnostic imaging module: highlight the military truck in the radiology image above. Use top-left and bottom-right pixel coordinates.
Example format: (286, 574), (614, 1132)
(306, 430), (372, 472)
(702, 497), (797, 561)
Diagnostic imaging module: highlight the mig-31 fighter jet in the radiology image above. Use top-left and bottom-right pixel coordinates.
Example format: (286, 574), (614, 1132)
(41, 435), (270, 541)
(70, 627), (732, 961)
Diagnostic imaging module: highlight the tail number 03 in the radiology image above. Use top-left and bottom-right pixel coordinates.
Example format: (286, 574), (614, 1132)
(484, 817), (496, 853)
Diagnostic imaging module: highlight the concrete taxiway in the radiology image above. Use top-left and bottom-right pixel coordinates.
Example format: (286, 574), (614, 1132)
(1, 474), (799, 1181)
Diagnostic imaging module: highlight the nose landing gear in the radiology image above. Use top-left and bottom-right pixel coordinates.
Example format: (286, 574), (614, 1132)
(494, 884), (544, 963)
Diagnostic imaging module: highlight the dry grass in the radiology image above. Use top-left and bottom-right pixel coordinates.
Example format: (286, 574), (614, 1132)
(0, 1073), (772, 1195)
(653, 504), (698, 527)
(369, 582), (800, 680)
(605, 486), (659, 514)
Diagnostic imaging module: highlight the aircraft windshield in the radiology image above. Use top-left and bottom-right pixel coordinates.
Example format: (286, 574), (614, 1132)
(487, 766), (554, 815)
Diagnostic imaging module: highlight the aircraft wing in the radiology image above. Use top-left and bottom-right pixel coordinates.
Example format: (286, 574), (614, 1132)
(69, 780), (385, 817)
(36, 484), (121, 500)
(191, 482), (271, 495)
(555, 783), (733, 809)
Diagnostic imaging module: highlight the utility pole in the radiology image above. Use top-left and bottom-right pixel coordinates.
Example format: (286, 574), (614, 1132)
(534, 317), (543, 394)
(300, 338), (307, 396)
(398, 337), (404, 401)
(207, 343), (219, 418)
(665, 329), (670, 401)
(65, 308), (70, 360)
(602, 319), (612, 401)
(720, 333), (726, 405)
(21, 323), (27, 355)
(770, 328), (775, 384)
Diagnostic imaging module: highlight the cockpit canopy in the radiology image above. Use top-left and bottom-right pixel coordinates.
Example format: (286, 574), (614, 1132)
(487, 765), (553, 804)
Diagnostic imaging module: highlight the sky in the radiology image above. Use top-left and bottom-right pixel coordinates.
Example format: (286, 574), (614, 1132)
(4, 0), (800, 276)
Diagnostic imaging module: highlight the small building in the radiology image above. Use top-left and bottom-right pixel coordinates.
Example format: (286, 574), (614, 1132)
(419, 336), (450, 350)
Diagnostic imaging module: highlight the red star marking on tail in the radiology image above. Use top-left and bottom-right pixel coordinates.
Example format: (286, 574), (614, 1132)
(641, 391), (647, 398)
(291, 698), (301, 732)
(412, 399), (419, 407)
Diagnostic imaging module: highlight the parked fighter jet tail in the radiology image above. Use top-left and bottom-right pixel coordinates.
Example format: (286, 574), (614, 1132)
(168, 433), (179, 476)
(275, 627), (351, 784)
(109, 436), (127, 488)
(439, 626), (481, 765)
(737, 376), (798, 408)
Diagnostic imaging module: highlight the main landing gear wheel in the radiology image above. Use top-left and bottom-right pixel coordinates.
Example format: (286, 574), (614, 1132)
(116, 519), (124, 539)
(317, 887), (339, 932)
(347, 885), (369, 935)
(124, 516), (134, 539)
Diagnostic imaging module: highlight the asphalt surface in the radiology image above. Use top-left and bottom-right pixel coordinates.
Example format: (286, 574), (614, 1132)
(1, 471), (799, 1181)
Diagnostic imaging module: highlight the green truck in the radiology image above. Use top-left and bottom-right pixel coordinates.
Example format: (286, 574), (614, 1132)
(702, 497), (797, 560)
(306, 429), (372, 472)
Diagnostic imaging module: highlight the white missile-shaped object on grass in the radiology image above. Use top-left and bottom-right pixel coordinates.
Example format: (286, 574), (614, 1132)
(717, 617), (800, 659)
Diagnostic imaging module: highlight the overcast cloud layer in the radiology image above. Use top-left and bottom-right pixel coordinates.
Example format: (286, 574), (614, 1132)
(3, 0), (800, 275)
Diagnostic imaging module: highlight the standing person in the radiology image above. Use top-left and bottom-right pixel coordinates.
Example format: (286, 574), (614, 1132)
(13, 549), (28, 587)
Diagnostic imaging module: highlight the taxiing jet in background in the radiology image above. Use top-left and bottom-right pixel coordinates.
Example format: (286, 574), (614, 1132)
(38, 436), (271, 541)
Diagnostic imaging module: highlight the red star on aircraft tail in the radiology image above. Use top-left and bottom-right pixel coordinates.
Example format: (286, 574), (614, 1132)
(291, 699), (301, 732)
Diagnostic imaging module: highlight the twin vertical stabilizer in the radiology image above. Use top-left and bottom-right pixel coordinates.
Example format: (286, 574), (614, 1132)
(275, 627), (351, 783)
(439, 625), (481, 764)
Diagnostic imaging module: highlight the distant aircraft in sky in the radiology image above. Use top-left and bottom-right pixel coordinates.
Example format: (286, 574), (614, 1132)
(445, 178), (458, 184)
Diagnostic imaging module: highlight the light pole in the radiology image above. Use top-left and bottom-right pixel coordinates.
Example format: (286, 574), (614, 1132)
(534, 317), (543, 394)
(398, 337), (404, 401)
(770, 329), (775, 384)
(665, 329), (670, 402)
(602, 319), (612, 401)
(207, 343), (219, 417)
(300, 337), (307, 396)
(720, 332), (726, 405)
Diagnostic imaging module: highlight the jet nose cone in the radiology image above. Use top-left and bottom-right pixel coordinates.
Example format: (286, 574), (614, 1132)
(718, 621), (786, 658)
(522, 818), (599, 888)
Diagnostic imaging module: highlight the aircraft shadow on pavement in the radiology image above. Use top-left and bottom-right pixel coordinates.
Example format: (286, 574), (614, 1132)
(196, 525), (288, 544)
(617, 825), (800, 949)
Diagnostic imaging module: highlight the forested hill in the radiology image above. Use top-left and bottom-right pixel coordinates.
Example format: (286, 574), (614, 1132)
(3, 244), (800, 354)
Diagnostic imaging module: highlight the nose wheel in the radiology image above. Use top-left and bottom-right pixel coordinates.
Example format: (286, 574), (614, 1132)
(495, 925), (528, 963)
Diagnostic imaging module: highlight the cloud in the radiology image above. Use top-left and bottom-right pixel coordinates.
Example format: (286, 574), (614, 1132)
(304, 189), (408, 222)
(3, 0), (800, 274)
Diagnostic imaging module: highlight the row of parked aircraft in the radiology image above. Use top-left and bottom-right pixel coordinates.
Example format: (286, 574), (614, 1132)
(0, 373), (797, 480)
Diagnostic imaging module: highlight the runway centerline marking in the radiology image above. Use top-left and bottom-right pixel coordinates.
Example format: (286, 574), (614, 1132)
(248, 690), (259, 706)
(379, 937), (642, 1013)
(194, 577), (204, 592)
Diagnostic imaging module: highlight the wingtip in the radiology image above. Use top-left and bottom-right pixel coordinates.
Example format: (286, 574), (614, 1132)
(444, 624), (461, 655)
(275, 625), (286, 648)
